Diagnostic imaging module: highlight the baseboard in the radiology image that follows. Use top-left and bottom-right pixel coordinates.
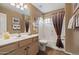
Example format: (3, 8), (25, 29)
(63, 50), (73, 55)
(49, 46), (73, 55)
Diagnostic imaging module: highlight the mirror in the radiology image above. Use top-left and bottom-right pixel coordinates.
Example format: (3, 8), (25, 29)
(0, 3), (31, 34)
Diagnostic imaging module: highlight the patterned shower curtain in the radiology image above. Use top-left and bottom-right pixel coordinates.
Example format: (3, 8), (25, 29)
(52, 11), (65, 48)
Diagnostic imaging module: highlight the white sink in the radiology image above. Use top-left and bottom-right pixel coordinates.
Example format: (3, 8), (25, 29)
(10, 33), (30, 39)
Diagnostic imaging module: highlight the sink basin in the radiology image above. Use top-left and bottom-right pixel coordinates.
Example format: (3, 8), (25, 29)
(10, 33), (30, 39)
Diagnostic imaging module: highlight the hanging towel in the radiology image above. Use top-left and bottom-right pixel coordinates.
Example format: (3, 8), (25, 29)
(68, 15), (75, 29)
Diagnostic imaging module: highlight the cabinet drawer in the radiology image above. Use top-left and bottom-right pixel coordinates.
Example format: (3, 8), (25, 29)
(19, 39), (32, 47)
(8, 46), (27, 55)
(0, 42), (18, 55)
(32, 37), (38, 42)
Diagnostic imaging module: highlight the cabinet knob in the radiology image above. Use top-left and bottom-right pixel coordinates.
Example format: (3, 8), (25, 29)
(24, 46), (30, 50)
(27, 46), (30, 48)
(24, 48), (27, 50)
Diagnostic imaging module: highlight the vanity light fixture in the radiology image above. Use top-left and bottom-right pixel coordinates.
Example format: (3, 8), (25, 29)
(10, 3), (15, 6)
(24, 5), (28, 9)
(20, 7), (24, 10)
(20, 3), (24, 6)
(16, 4), (20, 8)
(10, 3), (28, 10)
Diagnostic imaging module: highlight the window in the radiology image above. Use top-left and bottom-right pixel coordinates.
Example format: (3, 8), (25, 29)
(0, 13), (7, 34)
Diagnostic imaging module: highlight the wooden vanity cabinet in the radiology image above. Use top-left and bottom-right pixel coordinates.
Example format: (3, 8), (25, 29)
(17, 37), (39, 55)
(28, 41), (39, 55)
(20, 37), (39, 55)
(10, 38), (33, 55)
(28, 37), (39, 55)
(0, 36), (39, 55)
(8, 46), (28, 55)
(9, 37), (39, 55)
(0, 42), (18, 55)
(19, 38), (33, 47)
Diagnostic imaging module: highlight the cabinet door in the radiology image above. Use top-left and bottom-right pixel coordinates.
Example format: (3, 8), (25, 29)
(28, 41), (39, 55)
(27, 43), (34, 55)
(33, 41), (39, 54)
(32, 37), (39, 54)
(19, 39), (32, 47)
(0, 42), (18, 55)
(8, 46), (28, 55)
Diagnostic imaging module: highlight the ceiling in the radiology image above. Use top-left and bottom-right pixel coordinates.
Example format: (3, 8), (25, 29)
(32, 3), (65, 13)
(0, 3), (30, 16)
(0, 3), (65, 15)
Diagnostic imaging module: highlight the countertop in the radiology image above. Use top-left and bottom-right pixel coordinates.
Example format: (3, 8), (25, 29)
(0, 33), (38, 46)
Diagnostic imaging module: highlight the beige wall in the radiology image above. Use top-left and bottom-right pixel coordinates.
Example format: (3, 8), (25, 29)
(65, 3), (79, 54)
(27, 4), (43, 17)
(27, 4), (43, 34)
(0, 5), (25, 33)
(73, 30), (79, 54)
(44, 8), (64, 18)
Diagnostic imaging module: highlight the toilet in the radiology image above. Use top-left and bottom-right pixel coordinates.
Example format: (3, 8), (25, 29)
(39, 40), (48, 51)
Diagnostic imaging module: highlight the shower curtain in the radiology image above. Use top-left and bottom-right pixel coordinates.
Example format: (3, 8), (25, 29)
(52, 11), (65, 48)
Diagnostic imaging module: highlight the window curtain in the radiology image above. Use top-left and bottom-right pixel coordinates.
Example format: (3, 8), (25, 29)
(52, 11), (65, 48)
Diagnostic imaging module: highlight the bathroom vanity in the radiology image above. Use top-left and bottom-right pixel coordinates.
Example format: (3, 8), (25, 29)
(0, 34), (39, 55)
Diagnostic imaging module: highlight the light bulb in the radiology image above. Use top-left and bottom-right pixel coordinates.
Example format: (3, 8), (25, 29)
(20, 3), (23, 6)
(10, 3), (15, 6)
(20, 7), (24, 10)
(24, 5), (27, 9)
(16, 4), (20, 8)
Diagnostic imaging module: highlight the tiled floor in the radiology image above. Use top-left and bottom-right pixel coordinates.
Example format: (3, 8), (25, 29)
(37, 47), (69, 55)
